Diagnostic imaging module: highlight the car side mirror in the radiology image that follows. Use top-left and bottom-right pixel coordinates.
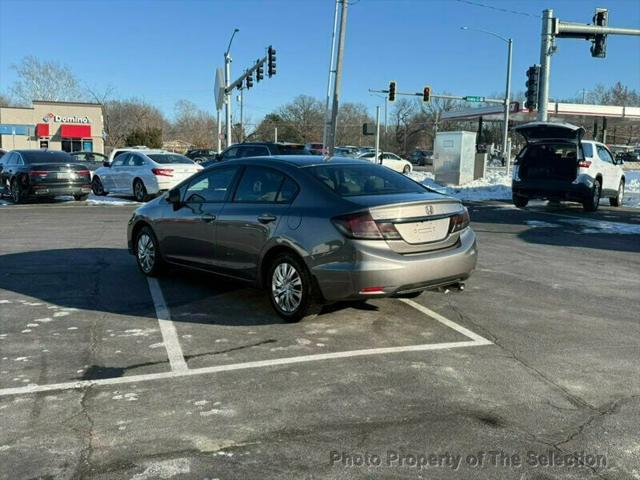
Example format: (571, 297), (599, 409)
(167, 188), (181, 205)
(103, 161), (110, 167)
(215, 154), (222, 161)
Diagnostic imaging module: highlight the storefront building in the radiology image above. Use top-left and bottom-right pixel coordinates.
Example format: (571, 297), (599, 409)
(0, 100), (104, 154)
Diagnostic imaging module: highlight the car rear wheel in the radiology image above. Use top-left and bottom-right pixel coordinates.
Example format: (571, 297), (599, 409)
(92, 176), (107, 196)
(583, 179), (601, 212)
(268, 253), (320, 323)
(74, 194), (89, 201)
(133, 179), (149, 202)
(11, 179), (25, 204)
(609, 180), (624, 207)
(402, 165), (411, 174)
(135, 226), (164, 276)
(512, 193), (528, 208)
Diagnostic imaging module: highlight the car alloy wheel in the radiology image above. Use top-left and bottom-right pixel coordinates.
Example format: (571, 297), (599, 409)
(11, 180), (22, 204)
(403, 165), (411, 174)
(271, 262), (303, 314)
(134, 180), (147, 202)
(137, 232), (156, 274)
(92, 177), (104, 196)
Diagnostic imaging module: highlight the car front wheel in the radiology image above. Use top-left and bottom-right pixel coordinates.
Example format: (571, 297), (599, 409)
(92, 176), (107, 196)
(133, 179), (149, 202)
(11, 179), (26, 204)
(512, 193), (528, 208)
(403, 165), (411, 174)
(135, 226), (164, 276)
(268, 253), (320, 323)
(609, 180), (624, 207)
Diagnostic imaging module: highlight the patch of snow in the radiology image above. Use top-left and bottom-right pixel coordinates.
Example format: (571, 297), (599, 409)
(525, 220), (560, 228)
(87, 193), (141, 206)
(563, 217), (640, 235)
(130, 458), (191, 480)
(199, 407), (235, 417)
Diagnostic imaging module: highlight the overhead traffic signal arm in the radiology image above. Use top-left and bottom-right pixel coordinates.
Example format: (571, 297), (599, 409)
(388, 81), (396, 102)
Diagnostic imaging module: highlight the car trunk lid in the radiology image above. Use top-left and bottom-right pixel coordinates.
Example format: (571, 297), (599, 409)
(29, 163), (91, 183)
(515, 122), (585, 144)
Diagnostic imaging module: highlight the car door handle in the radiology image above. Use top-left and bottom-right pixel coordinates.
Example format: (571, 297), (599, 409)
(257, 214), (277, 224)
(201, 214), (216, 223)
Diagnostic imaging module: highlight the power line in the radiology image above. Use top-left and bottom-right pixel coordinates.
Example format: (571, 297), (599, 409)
(454, 0), (540, 19)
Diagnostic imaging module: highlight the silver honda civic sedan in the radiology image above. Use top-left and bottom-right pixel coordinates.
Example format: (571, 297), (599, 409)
(127, 156), (477, 321)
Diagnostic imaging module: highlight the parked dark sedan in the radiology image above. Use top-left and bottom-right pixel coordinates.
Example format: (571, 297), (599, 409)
(185, 149), (218, 163)
(127, 156), (477, 321)
(201, 142), (309, 167)
(0, 150), (91, 203)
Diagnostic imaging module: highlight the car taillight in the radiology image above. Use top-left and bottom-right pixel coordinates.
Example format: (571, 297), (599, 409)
(578, 160), (592, 168)
(152, 168), (174, 177)
(449, 208), (470, 233)
(332, 212), (400, 240)
(77, 169), (90, 177)
(29, 170), (48, 178)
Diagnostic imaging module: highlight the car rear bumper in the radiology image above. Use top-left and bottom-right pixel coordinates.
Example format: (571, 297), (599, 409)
(311, 228), (477, 302)
(512, 178), (591, 201)
(28, 184), (92, 197)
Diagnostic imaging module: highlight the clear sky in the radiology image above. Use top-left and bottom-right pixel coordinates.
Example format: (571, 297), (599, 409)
(1, 0), (639, 124)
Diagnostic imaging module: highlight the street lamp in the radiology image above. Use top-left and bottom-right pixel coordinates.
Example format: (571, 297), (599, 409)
(224, 28), (239, 148)
(461, 26), (513, 174)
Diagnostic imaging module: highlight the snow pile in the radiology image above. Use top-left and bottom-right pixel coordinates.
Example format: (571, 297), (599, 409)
(624, 170), (640, 209)
(409, 170), (512, 202)
(86, 194), (140, 206)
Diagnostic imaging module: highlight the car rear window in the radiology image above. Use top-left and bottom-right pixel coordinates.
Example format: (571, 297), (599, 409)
(277, 145), (308, 155)
(308, 164), (426, 197)
(21, 151), (75, 163)
(147, 154), (193, 164)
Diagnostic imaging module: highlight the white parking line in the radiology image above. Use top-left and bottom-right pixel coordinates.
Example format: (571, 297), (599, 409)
(147, 277), (188, 372)
(0, 294), (492, 398)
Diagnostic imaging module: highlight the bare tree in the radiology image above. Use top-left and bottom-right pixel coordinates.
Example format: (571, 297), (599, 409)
(9, 56), (86, 105)
(103, 99), (166, 150)
(0, 93), (12, 107)
(336, 102), (373, 146)
(169, 100), (217, 148)
(276, 95), (324, 143)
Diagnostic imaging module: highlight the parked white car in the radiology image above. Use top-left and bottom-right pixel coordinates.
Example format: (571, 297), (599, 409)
(358, 151), (413, 174)
(107, 146), (148, 163)
(512, 122), (625, 211)
(92, 150), (203, 202)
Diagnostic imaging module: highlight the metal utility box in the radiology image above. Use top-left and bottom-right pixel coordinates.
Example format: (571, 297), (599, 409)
(433, 131), (477, 185)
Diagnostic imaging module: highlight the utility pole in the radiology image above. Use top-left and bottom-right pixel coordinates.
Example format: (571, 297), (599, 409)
(274, 126), (278, 143)
(216, 111), (221, 152)
(224, 28), (239, 148)
(538, 9), (554, 122)
(322, 0), (340, 153)
(374, 106), (381, 164)
(238, 89), (244, 143)
(503, 38), (512, 175)
(327, 0), (348, 156)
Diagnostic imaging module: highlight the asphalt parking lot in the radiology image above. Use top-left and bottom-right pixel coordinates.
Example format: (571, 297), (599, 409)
(1, 199), (639, 479)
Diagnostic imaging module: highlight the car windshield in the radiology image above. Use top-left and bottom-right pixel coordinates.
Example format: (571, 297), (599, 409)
(308, 164), (427, 197)
(147, 154), (193, 164)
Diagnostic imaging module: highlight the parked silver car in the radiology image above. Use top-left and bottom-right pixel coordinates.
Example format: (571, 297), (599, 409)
(127, 157), (477, 321)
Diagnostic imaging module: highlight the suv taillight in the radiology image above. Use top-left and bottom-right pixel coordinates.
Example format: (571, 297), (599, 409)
(449, 208), (470, 233)
(578, 160), (592, 168)
(332, 212), (400, 240)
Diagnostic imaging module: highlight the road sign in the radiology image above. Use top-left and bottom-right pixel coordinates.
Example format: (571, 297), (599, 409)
(214, 67), (225, 111)
(464, 96), (485, 102)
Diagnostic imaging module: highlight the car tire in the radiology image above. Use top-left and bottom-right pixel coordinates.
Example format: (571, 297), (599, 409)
(267, 253), (320, 323)
(133, 179), (149, 202)
(10, 179), (26, 204)
(92, 176), (108, 196)
(74, 194), (89, 201)
(609, 180), (624, 207)
(134, 226), (165, 276)
(403, 165), (411, 174)
(512, 193), (528, 208)
(583, 178), (601, 212)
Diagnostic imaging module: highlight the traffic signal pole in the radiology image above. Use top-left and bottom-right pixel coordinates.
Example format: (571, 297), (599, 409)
(327, 0), (348, 156)
(537, 8), (640, 122)
(502, 38), (512, 175)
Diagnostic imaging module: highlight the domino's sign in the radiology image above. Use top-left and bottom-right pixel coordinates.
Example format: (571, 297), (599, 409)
(42, 112), (91, 124)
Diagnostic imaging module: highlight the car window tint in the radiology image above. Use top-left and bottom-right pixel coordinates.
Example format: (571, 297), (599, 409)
(223, 147), (240, 160)
(242, 146), (270, 157)
(147, 154), (192, 164)
(597, 145), (613, 164)
(276, 177), (299, 203)
(234, 167), (285, 203)
(309, 164), (427, 197)
(132, 155), (145, 166)
(184, 167), (239, 203)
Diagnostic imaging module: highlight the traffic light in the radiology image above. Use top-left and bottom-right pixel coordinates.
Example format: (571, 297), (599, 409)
(591, 8), (608, 58)
(422, 86), (431, 104)
(256, 62), (264, 82)
(525, 65), (540, 110)
(246, 73), (253, 89)
(388, 81), (396, 103)
(268, 46), (276, 77)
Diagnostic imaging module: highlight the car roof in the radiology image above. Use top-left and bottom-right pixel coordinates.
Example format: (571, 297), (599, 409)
(207, 155), (372, 169)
